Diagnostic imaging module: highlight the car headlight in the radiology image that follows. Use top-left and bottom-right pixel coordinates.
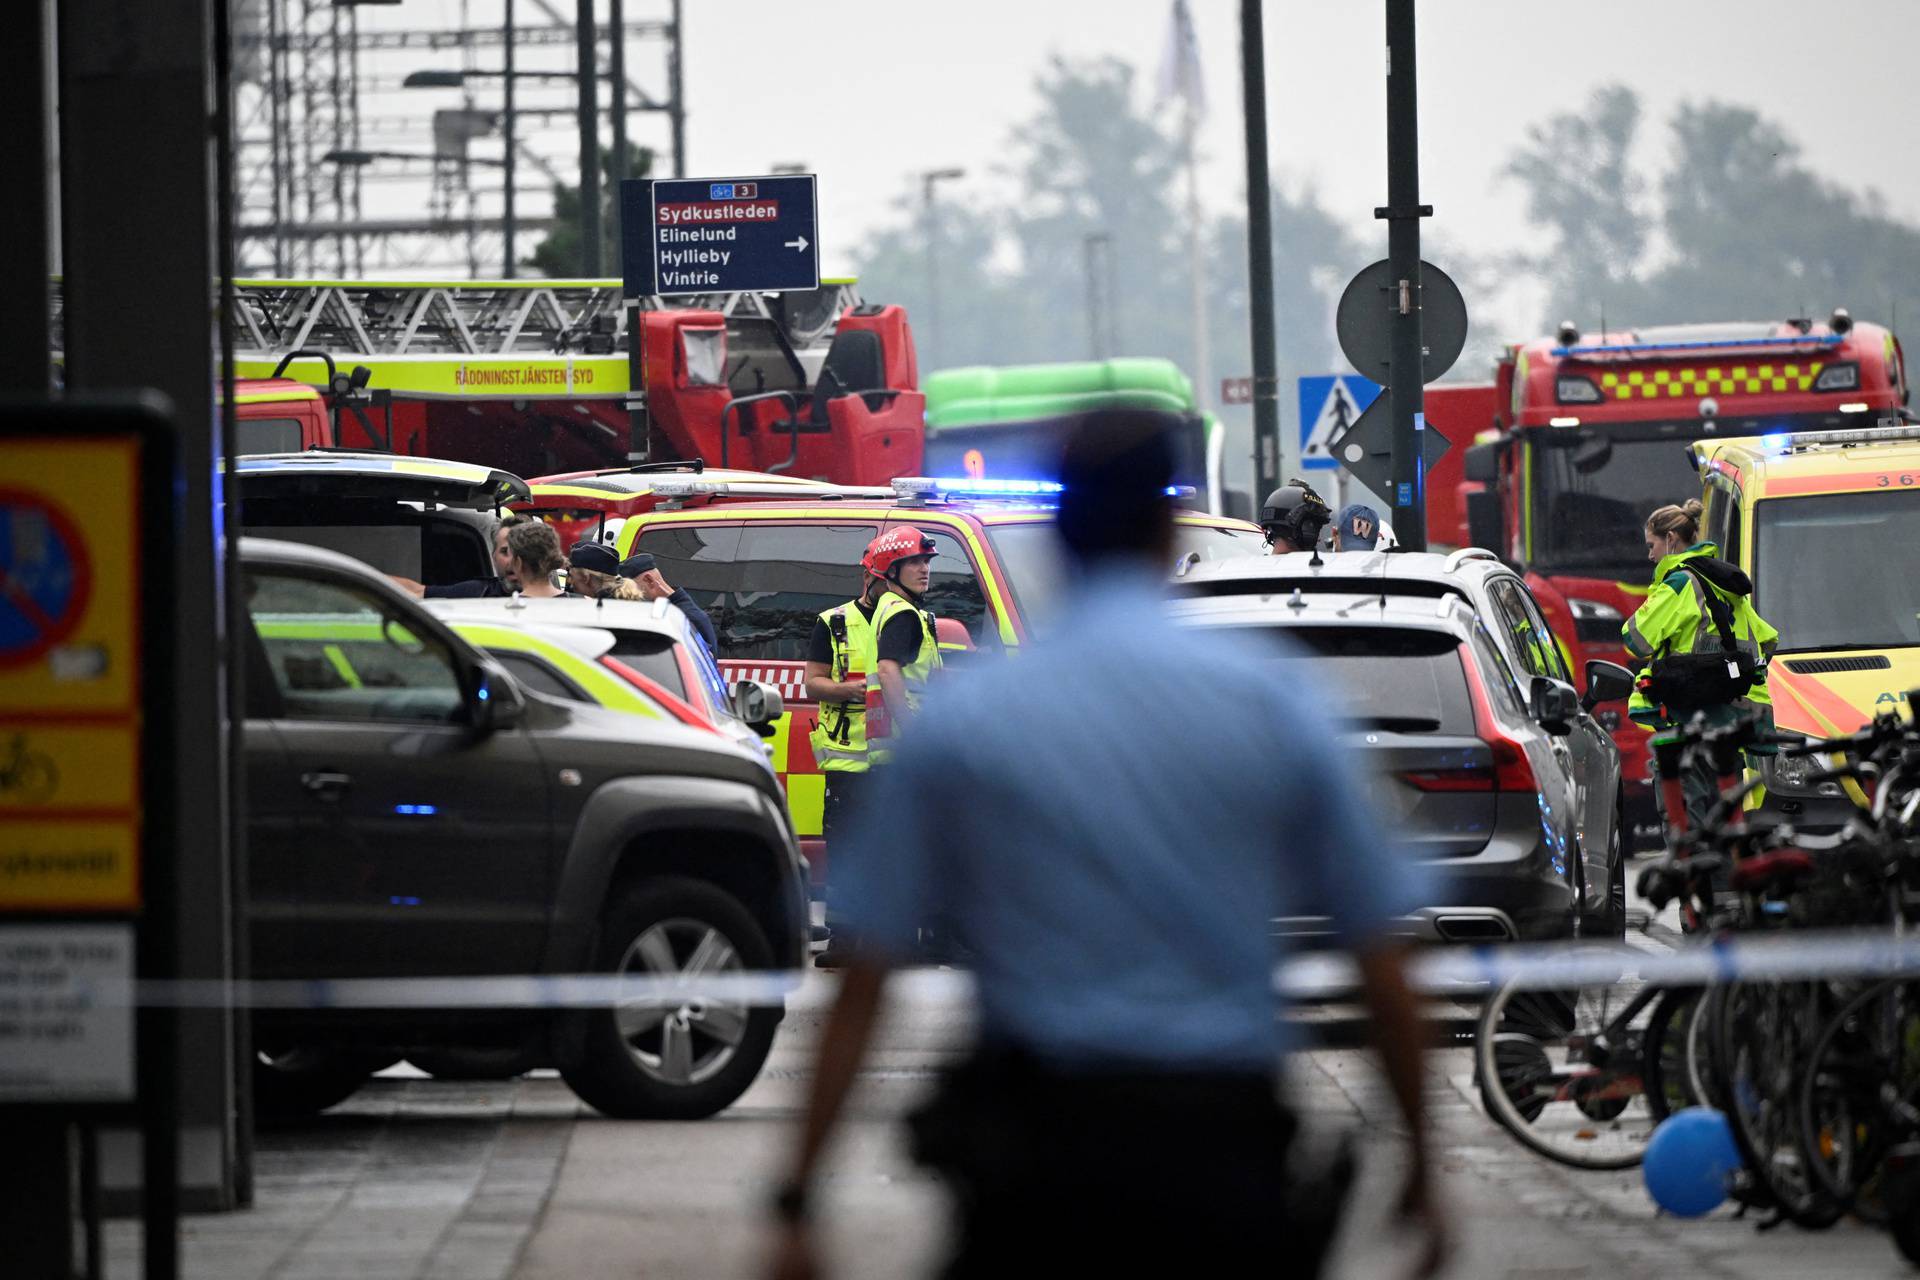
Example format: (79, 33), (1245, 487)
(1814, 362), (1860, 392)
(1556, 375), (1604, 404)
(1767, 745), (1844, 797)
(1566, 597), (1624, 645)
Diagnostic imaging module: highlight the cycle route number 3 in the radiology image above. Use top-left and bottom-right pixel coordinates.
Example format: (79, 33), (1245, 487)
(0, 488), (92, 672)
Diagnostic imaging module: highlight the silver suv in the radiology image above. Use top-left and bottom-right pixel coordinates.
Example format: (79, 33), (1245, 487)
(1170, 548), (1634, 941)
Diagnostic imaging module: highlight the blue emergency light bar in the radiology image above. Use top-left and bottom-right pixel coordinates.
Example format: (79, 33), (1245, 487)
(892, 476), (1199, 502)
(1553, 334), (1845, 359)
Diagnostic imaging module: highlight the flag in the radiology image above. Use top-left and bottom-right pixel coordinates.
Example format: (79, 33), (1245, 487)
(1156, 0), (1206, 120)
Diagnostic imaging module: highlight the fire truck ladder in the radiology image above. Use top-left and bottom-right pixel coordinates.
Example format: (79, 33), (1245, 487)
(48, 278), (861, 361)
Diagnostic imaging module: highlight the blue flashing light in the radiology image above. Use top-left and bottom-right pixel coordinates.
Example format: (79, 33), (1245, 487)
(1552, 333), (1844, 358)
(477, 684), (490, 701)
(388, 895), (422, 907)
(393, 804), (439, 816)
(933, 477), (1063, 497)
(1761, 431), (1792, 455)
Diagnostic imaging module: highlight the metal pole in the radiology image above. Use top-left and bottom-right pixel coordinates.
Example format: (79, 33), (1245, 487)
(1382, 0), (1429, 550)
(1084, 234), (1101, 359)
(503, 0), (516, 276)
(609, 0), (627, 191)
(668, 0), (685, 177)
(576, 0), (601, 274)
(1183, 102), (1210, 409)
(922, 174), (939, 364)
(1239, 0), (1281, 498)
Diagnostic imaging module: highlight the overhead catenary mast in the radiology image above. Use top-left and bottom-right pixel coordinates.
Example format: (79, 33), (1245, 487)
(1160, 0), (1210, 411)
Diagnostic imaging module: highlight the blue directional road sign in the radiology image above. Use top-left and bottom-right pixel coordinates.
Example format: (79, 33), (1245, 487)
(624, 174), (820, 298)
(1295, 373), (1382, 471)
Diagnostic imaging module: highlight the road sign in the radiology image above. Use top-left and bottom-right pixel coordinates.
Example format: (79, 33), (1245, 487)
(1220, 377), (1253, 405)
(0, 924), (134, 1102)
(1334, 259), (1469, 384)
(1296, 374), (1383, 471)
(1325, 398), (1453, 498)
(0, 435), (143, 911)
(626, 174), (820, 298)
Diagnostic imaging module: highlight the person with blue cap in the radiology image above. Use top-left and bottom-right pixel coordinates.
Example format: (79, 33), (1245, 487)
(565, 539), (720, 653)
(1333, 502), (1382, 552)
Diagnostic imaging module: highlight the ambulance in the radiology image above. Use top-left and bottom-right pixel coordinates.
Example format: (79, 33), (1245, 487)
(1689, 421), (1920, 827)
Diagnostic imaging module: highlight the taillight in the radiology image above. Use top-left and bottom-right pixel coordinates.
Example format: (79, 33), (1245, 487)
(1456, 648), (1540, 793)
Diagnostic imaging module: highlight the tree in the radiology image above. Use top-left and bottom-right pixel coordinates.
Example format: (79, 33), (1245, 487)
(1503, 85), (1649, 324)
(529, 145), (654, 278)
(1505, 88), (1920, 335)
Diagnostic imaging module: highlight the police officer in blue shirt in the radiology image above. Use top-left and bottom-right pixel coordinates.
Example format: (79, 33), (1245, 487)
(768, 411), (1447, 1280)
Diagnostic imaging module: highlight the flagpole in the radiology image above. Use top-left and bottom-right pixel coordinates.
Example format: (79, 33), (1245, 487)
(1184, 99), (1210, 414)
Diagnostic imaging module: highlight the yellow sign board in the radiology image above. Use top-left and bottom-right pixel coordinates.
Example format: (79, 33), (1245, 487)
(0, 436), (142, 911)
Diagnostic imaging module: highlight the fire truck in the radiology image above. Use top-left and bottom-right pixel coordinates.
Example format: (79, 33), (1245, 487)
(1428, 310), (1909, 837)
(52, 277), (925, 486)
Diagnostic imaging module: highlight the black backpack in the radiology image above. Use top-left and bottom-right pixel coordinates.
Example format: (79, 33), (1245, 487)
(1639, 563), (1758, 715)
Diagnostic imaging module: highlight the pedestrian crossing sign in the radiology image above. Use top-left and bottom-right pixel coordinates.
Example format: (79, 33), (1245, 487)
(1296, 374), (1383, 471)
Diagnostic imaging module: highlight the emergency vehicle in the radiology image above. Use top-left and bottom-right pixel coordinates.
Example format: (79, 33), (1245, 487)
(923, 358), (1227, 514)
(52, 276), (925, 487)
(1690, 422), (1920, 828)
(607, 474), (1266, 885)
(514, 462), (888, 551)
(1432, 311), (1909, 836)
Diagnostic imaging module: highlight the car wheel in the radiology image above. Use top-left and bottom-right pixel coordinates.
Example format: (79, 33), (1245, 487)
(407, 1045), (543, 1081)
(560, 876), (780, 1120)
(1580, 800), (1627, 939)
(254, 1047), (390, 1118)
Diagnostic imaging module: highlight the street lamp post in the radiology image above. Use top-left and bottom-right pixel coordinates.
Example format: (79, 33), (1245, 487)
(576, 0), (601, 275)
(503, 0), (515, 276)
(920, 167), (965, 364)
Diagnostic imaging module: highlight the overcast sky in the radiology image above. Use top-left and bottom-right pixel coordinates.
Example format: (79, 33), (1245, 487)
(661, 0), (1920, 278)
(357, 1), (1920, 288)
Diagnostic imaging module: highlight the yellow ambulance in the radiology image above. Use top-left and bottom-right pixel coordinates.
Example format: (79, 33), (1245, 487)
(1690, 421), (1920, 826)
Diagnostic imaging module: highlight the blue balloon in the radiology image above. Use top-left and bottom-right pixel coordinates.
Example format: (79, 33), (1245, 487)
(1643, 1108), (1742, 1217)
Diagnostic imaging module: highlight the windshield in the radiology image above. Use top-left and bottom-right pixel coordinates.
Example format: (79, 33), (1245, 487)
(1533, 434), (1697, 575)
(1755, 491), (1920, 651)
(1221, 625), (1475, 733)
(983, 521), (1067, 636)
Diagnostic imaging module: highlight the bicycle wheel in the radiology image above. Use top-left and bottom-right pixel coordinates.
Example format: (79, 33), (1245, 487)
(1798, 979), (1920, 1225)
(1712, 979), (1845, 1229)
(1642, 986), (1705, 1124)
(1475, 966), (1658, 1170)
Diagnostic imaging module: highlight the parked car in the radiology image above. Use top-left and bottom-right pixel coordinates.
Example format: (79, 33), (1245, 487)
(237, 450), (527, 588)
(612, 474), (1269, 885)
(240, 537), (807, 1118)
(1168, 547), (1634, 941)
(422, 594), (780, 766)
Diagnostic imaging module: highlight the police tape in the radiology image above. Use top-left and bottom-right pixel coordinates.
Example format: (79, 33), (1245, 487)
(78, 926), (1920, 1010)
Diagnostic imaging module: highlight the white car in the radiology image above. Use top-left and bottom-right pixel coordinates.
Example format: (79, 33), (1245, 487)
(422, 595), (781, 765)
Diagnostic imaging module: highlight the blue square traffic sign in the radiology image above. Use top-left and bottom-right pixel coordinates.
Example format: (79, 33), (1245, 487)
(624, 174), (821, 298)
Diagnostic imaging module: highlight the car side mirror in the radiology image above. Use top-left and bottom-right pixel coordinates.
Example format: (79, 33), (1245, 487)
(1582, 659), (1636, 712)
(469, 657), (525, 736)
(1463, 440), (1502, 483)
(731, 679), (785, 734)
(1529, 674), (1580, 737)
(933, 617), (975, 653)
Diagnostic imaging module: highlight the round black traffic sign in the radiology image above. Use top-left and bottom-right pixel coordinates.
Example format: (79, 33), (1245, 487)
(1335, 259), (1469, 385)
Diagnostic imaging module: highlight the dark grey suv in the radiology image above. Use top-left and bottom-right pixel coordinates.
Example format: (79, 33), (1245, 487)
(240, 538), (807, 1119)
(1170, 548), (1634, 941)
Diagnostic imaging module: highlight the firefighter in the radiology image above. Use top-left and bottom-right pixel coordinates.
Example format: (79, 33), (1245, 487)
(806, 527), (940, 967)
(1258, 479), (1333, 553)
(864, 526), (944, 754)
(1623, 499), (1779, 834)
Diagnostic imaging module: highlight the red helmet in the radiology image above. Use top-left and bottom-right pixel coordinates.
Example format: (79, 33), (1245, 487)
(862, 525), (937, 579)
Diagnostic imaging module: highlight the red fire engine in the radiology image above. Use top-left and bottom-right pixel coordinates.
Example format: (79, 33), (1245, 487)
(1425, 310), (1909, 837)
(53, 277), (925, 486)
